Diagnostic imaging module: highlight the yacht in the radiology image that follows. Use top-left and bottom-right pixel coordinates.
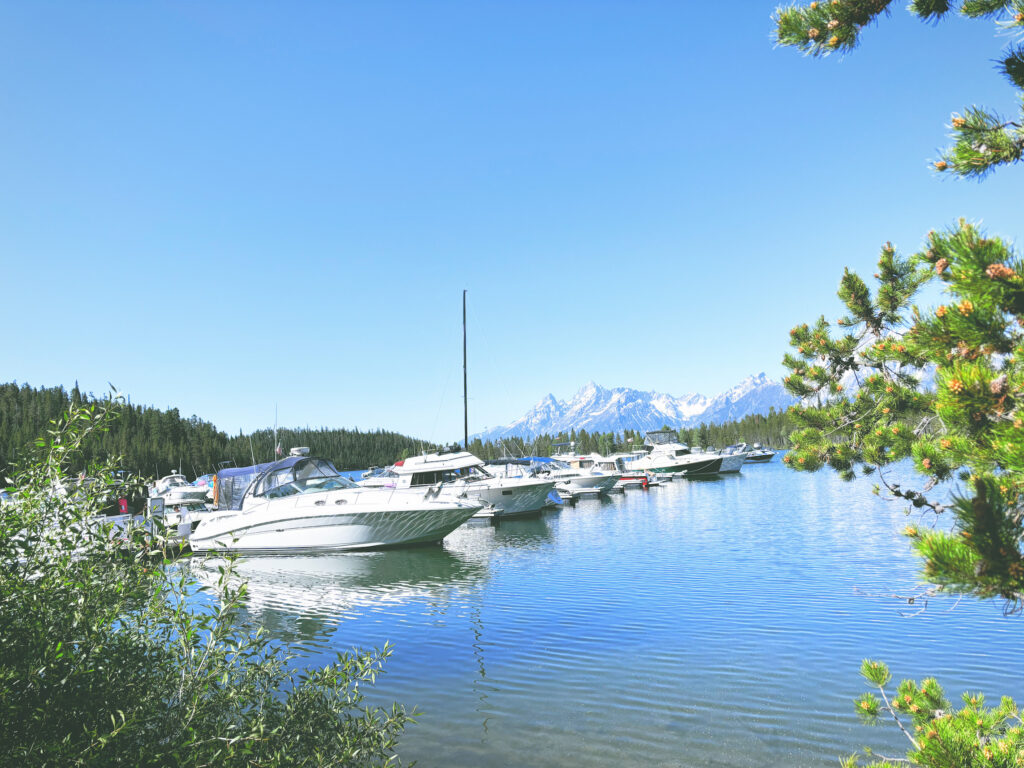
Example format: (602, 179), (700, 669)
(359, 452), (555, 518)
(578, 453), (650, 489)
(710, 445), (746, 474)
(622, 430), (723, 477)
(744, 443), (777, 463)
(190, 450), (481, 552)
(150, 473), (210, 506)
(487, 456), (619, 498)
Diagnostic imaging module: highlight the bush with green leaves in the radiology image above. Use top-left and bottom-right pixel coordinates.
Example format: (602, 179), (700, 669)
(773, 2), (1024, 765)
(0, 396), (412, 767)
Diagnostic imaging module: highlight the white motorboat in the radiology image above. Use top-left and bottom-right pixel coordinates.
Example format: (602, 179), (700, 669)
(622, 430), (724, 477)
(577, 453), (650, 489)
(486, 456), (619, 498)
(743, 443), (777, 463)
(710, 445), (746, 474)
(359, 452), (555, 518)
(150, 473), (209, 506)
(532, 455), (621, 495)
(190, 450), (482, 552)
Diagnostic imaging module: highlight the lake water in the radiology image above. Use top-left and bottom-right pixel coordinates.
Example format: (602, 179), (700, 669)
(204, 459), (1023, 767)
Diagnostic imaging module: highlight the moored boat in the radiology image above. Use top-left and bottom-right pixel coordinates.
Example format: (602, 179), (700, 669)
(359, 452), (555, 518)
(190, 450), (481, 552)
(488, 456), (620, 497)
(150, 473), (209, 506)
(622, 430), (724, 477)
(744, 443), (777, 462)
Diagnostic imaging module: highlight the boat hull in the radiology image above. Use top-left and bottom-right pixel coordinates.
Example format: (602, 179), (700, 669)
(716, 454), (745, 474)
(190, 500), (479, 553)
(557, 473), (620, 495)
(469, 480), (557, 517)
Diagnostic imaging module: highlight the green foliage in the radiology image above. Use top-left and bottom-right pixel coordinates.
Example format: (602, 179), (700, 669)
(782, 221), (1024, 607)
(0, 398), (411, 766)
(773, 6), (1024, 764)
(774, 0), (1024, 177)
(849, 661), (1024, 766)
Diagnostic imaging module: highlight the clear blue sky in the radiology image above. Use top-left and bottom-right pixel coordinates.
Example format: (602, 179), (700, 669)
(1, 2), (1020, 442)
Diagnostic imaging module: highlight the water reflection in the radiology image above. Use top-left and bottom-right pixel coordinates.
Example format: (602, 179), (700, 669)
(188, 463), (1024, 767)
(190, 545), (487, 647)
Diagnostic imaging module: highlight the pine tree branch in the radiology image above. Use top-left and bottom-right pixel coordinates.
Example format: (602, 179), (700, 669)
(875, 683), (921, 750)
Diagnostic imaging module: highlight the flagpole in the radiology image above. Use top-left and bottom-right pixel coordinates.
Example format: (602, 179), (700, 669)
(463, 289), (468, 450)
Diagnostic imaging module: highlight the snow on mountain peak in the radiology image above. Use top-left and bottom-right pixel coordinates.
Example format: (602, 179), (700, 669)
(472, 376), (795, 442)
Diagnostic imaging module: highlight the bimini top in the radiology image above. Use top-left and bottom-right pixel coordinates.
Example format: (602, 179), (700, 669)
(215, 461), (277, 510)
(392, 452), (484, 474)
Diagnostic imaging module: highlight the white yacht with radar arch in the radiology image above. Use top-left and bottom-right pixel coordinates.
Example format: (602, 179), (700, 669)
(190, 448), (481, 552)
(358, 451), (556, 518)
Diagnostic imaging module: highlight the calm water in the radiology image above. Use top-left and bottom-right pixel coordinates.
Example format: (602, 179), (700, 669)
(199, 460), (1023, 767)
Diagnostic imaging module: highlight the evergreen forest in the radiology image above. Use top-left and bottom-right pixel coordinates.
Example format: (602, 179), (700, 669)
(0, 381), (794, 482)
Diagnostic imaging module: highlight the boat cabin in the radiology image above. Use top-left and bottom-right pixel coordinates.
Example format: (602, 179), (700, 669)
(392, 452), (494, 486)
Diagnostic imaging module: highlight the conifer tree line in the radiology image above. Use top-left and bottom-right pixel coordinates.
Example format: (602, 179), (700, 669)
(0, 382), (432, 479)
(0, 381), (795, 482)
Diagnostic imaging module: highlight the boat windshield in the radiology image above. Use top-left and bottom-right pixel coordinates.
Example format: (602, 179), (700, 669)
(533, 458), (570, 473)
(254, 458), (358, 498)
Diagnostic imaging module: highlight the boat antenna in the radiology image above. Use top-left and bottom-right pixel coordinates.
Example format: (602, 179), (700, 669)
(273, 403), (278, 461)
(463, 288), (469, 450)
(248, 434), (257, 468)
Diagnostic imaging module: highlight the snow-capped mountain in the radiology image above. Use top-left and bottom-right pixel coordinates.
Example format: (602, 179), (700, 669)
(473, 373), (795, 442)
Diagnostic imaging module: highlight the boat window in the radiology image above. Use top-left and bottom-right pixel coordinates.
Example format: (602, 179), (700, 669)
(577, 459), (594, 469)
(411, 464), (489, 486)
(411, 471), (443, 486)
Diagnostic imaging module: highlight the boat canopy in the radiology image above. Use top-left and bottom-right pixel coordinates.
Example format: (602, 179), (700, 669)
(645, 429), (680, 446)
(215, 462), (276, 510)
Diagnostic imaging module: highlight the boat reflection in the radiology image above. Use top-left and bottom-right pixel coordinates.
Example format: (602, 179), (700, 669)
(189, 545), (487, 645)
(476, 514), (555, 549)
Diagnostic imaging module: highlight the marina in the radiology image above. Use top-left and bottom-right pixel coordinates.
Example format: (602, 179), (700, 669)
(203, 456), (1023, 767)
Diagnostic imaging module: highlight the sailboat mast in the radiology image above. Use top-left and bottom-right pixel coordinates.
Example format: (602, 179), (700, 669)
(463, 289), (468, 450)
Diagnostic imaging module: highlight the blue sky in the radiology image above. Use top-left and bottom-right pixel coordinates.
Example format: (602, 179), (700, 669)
(1, 2), (1021, 442)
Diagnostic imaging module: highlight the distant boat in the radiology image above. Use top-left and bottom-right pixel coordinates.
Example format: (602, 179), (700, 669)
(359, 451), (556, 518)
(484, 456), (620, 498)
(623, 430), (724, 477)
(743, 443), (776, 463)
(190, 449), (481, 552)
(150, 474), (209, 506)
(707, 445), (746, 474)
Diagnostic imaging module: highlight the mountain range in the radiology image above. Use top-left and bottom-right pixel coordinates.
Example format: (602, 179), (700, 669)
(472, 373), (796, 442)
